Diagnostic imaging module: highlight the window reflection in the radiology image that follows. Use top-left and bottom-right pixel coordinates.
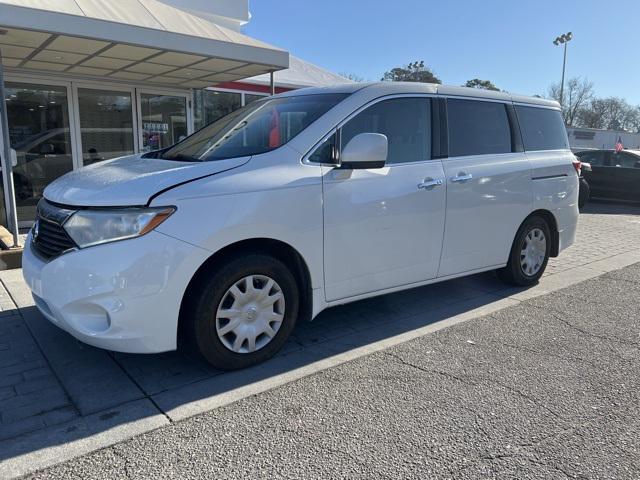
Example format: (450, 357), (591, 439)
(193, 89), (241, 130)
(141, 94), (187, 152)
(77, 88), (135, 166)
(5, 83), (74, 222)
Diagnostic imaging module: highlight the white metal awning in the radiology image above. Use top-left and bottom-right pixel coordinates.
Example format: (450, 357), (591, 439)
(246, 55), (353, 89)
(0, 0), (289, 89)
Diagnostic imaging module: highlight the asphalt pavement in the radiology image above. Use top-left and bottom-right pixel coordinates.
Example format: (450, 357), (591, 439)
(24, 262), (640, 479)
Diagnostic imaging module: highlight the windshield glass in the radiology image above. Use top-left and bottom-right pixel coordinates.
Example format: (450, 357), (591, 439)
(161, 93), (348, 162)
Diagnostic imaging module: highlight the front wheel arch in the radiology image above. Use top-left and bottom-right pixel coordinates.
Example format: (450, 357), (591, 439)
(178, 238), (313, 348)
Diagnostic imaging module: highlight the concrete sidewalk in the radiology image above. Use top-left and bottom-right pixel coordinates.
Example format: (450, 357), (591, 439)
(2, 201), (640, 478)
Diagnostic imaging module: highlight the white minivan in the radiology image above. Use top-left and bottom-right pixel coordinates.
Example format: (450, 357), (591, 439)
(22, 82), (579, 370)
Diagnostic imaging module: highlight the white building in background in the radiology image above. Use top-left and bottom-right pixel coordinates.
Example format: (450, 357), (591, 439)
(567, 126), (640, 151)
(0, 0), (350, 236)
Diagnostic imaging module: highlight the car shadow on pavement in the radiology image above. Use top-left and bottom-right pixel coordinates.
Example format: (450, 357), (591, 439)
(0, 271), (519, 467)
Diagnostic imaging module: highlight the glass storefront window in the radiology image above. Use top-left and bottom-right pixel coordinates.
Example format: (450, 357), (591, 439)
(5, 83), (74, 223)
(245, 93), (268, 105)
(140, 93), (187, 152)
(193, 89), (241, 130)
(77, 88), (135, 166)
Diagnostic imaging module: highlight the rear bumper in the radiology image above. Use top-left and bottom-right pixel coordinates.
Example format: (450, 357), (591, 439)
(22, 230), (210, 353)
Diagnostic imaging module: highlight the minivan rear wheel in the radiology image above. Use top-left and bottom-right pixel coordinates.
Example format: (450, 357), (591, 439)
(497, 216), (551, 287)
(184, 254), (299, 370)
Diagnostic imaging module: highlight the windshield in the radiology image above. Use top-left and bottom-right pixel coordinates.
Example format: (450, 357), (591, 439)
(161, 93), (348, 162)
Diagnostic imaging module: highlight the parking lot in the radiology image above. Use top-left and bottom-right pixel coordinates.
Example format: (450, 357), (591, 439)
(2, 201), (640, 478)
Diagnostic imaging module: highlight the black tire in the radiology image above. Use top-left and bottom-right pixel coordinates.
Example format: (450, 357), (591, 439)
(578, 177), (590, 209)
(183, 254), (299, 370)
(497, 216), (551, 287)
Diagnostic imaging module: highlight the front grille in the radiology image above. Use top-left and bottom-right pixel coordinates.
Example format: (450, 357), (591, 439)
(32, 200), (77, 260)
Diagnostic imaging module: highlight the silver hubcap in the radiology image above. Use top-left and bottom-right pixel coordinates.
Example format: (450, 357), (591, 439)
(215, 275), (285, 354)
(520, 228), (547, 276)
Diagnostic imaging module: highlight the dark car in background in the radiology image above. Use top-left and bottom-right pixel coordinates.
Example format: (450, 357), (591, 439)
(574, 149), (640, 203)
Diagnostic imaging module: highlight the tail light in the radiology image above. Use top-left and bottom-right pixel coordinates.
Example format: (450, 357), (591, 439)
(572, 158), (582, 175)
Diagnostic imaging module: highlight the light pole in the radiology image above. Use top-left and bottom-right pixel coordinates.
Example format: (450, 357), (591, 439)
(553, 32), (573, 108)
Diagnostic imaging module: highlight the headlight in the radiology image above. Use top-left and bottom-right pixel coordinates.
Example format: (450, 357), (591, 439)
(63, 207), (175, 248)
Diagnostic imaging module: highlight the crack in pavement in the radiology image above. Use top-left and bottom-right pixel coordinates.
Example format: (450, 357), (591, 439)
(601, 274), (640, 288)
(381, 351), (563, 420)
(111, 445), (133, 480)
(525, 302), (639, 350)
(483, 332), (609, 372)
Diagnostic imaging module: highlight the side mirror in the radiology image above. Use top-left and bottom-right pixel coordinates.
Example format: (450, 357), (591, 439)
(340, 133), (388, 169)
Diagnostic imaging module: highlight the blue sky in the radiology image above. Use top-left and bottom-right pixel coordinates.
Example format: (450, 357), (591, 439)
(245, 0), (640, 104)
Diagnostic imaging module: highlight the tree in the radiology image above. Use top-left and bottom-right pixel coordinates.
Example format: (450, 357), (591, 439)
(381, 61), (441, 84)
(578, 98), (608, 129)
(340, 72), (365, 82)
(464, 78), (500, 91)
(578, 97), (640, 132)
(548, 77), (594, 126)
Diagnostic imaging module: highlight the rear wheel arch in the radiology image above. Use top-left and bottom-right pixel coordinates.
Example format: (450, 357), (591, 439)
(498, 212), (555, 286)
(527, 209), (560, 257)
(178, 238), (313, 345)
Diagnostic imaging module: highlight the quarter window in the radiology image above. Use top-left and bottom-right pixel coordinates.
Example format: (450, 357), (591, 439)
(340, 98), (431, 164)
(515, 106), (569, 151)
(447, 99), (512, 157)
(308, 132), (338, 164)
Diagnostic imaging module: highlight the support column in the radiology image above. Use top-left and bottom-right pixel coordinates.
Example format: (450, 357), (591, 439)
(269, 71), (275, 96)
(0, 49), (20, 248)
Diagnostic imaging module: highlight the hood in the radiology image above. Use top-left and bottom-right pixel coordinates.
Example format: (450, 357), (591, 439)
(44, 154), (250, 207)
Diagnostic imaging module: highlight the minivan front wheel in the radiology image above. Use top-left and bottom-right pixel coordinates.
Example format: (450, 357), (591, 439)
(497, 216), (551, 286)
(185, 254), (299, 370)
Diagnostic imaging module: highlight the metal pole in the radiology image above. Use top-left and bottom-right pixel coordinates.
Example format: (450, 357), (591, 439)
(0, 49), (20, 248)
(559, 41), (567, 109)
(269, 71), (275, 96)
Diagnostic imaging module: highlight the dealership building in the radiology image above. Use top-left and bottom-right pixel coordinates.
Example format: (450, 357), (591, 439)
(0, 0), (349, 242)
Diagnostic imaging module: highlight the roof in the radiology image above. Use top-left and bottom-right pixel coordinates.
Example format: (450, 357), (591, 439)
(0, 0), (288, 89)
(243, 55), (353, 89)
(278, 82), (561, 108)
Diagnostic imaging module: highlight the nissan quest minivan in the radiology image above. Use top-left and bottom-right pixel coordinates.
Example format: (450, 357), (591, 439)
(23, 82), (579, 370)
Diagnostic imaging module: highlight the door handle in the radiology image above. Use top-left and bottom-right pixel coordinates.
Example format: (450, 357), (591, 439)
(417, 177), (444, 190)
(451, 172), (473, 183)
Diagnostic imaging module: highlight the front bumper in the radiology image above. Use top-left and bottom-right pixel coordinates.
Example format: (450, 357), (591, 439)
(22, 230), (210, 353)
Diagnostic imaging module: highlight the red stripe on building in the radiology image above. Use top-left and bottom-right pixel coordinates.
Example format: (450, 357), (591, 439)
(214, 81), (293, 94)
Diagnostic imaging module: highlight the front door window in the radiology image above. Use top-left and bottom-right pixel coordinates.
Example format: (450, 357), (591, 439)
(77, 88), (135, 166)
(140, 93), (187, 153)
(5, 83), (74, 223)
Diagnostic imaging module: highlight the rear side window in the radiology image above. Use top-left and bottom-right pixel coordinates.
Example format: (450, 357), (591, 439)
(611, 152), (640, 169)
(341, 98), (431, 164)
(447, 99), (512, 157)
(516, 106), (569, 151)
